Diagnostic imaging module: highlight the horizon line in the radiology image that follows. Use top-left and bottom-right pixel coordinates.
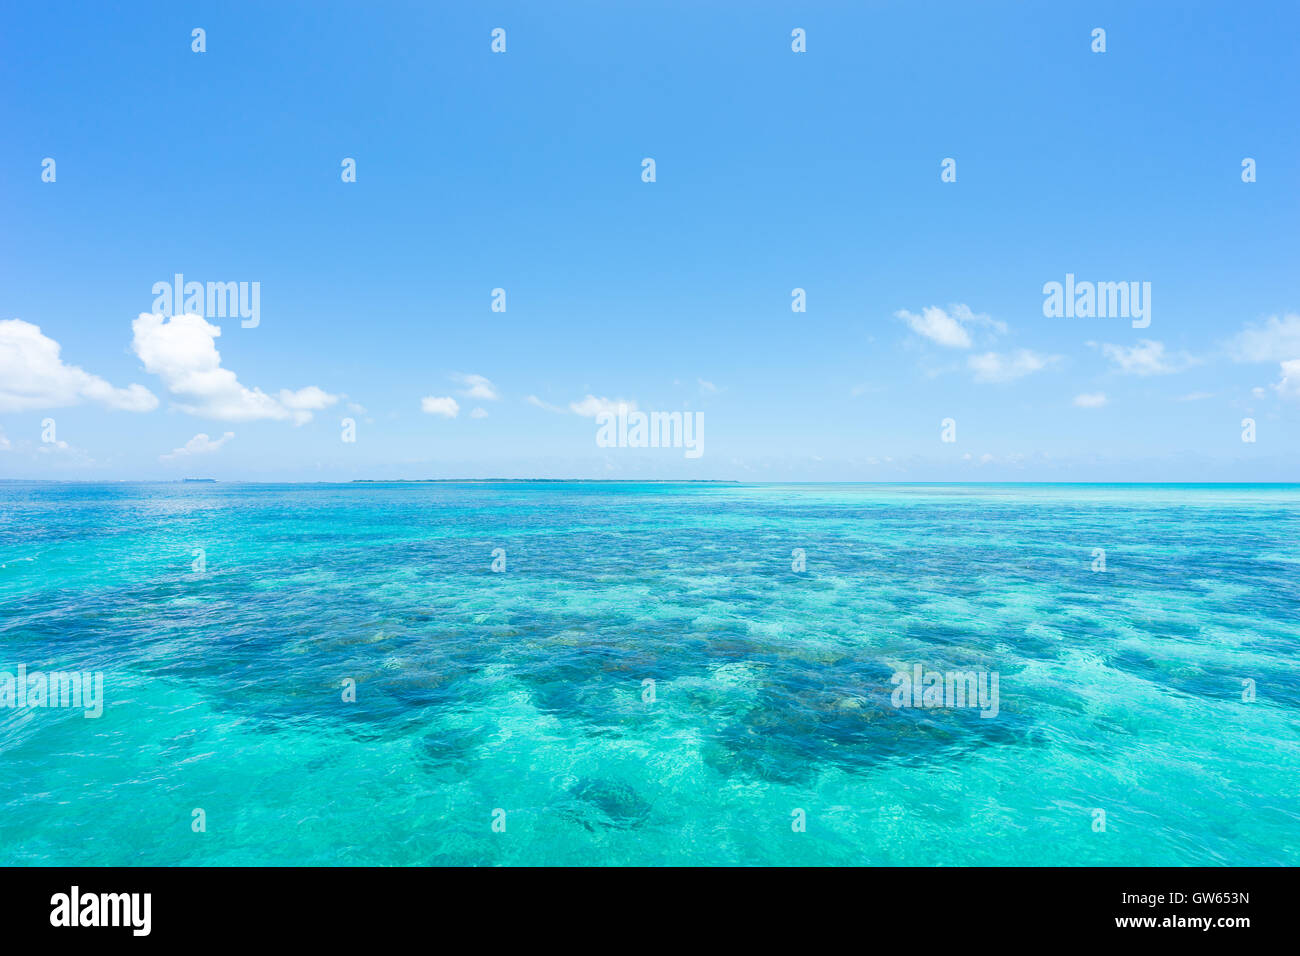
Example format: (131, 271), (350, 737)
(3, 479), (1300, 487)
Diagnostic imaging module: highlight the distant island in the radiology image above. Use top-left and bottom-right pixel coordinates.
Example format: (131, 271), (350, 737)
(349, 479), (741, 483)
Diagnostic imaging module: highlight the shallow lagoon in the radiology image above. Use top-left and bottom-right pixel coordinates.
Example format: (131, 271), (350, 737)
(1, 482), (1296, 865)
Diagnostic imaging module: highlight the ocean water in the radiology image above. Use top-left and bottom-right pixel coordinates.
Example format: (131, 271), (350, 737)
(0, 481), (1296, 866)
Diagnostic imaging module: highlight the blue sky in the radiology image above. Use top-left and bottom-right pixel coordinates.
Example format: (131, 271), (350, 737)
(2, 0), (1298, 480)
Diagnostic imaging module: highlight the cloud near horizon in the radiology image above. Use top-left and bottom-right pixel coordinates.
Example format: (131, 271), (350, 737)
(569, 395), (638, 417)
(0, 319), (158, 413)
(161, 431), (235, 461)
(131, 313), (337, 423)
(1226, 314), (1300, 401)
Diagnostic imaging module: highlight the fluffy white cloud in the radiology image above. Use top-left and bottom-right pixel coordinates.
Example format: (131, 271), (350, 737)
(161, 431), (234, 461)
(1097, 339), (1192, 376)
(469, 407), (489, 419)
(1272, 359), (1300, 400)
(569, 395), (637, 417)
(896, 304), (1006, 349)
(1073, 392), (1108, 408)
(0, 429), (9, 451)
(967, 349), (1057, 383)
(1229, 313), (1300, 363)
(454, 373), (500, 400)
(0, 319), (158, 412)
(131, 313), (337, 423)
(421, 395), (460, 417)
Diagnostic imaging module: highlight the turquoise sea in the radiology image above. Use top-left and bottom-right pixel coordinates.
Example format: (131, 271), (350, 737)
(0, 481), (1296, 866)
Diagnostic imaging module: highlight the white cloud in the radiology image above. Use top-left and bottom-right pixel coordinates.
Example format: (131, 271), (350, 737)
(161, 431), (234, 461)
(525, 395), (567, 413)
(569, 395), (637, 417)
(131, 313), (337, 423)
(1177, 391), (1214, 402)
(967, 349), (1057, 383)
(1097, 339), (1192, 376)
(470, 407), (488, 418)
(277, 385), (337, 416)
(1272, 359), (1300, 400)
(0, 429), (9, 451)
(896, 304), (1006, 349)
(528, 393), (641, 416)
(420, 395), (460, 418)
(1229, 313), (1300, 363)
(697, 378), (719, 393)
(454, 373), (500, 400)
(1073, 392), (1108, 408)
(0, 319), (158, 413)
